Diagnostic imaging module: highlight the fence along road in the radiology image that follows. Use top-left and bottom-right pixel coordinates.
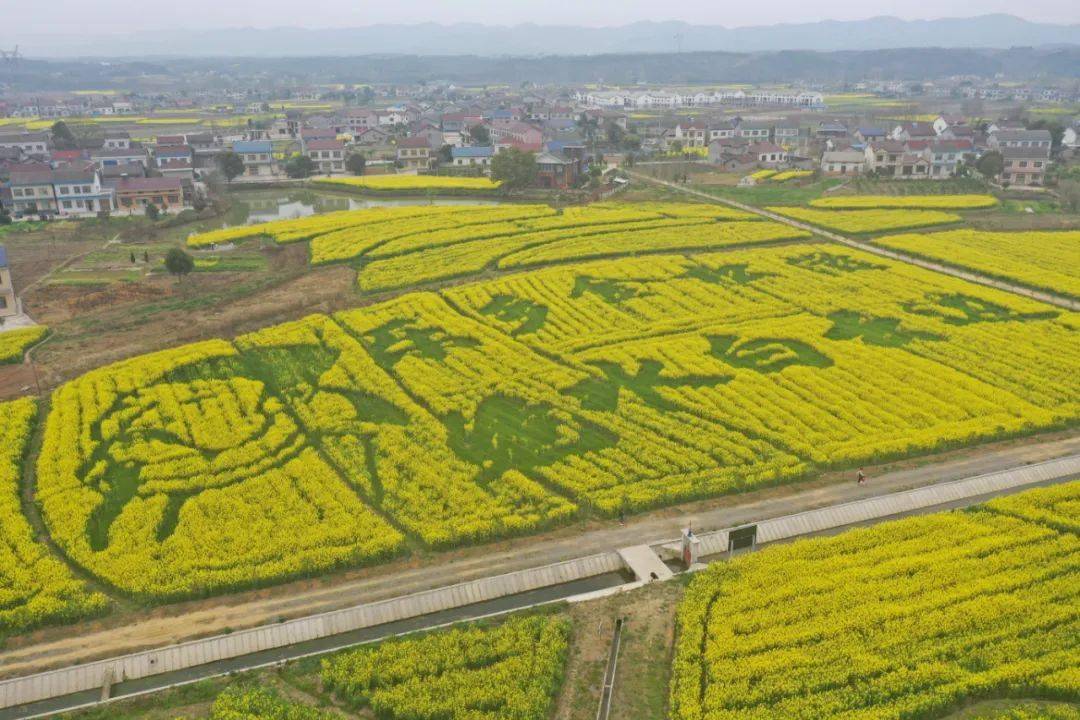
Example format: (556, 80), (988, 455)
(625, 170), (1080, 312)
(0, 453), (1077, 719)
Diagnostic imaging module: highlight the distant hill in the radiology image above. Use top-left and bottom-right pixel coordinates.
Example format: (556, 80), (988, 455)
(4, 14), (1079, 58)
(3, 46), (1077, 92)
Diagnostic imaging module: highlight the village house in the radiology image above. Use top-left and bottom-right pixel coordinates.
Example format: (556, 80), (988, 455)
(488, 121), (544, 152)
(748, 142), (788, 165)
(821, 150), (866, 175)
(708, 120), (739, 142)
(928, 139), (974, 178)
(932, 114), (966, 136)
(0, 132), (50, 160)
(672, 122), (709, 148)
(450, 146), (495, 169)
(232, 140), (275, 177)
(864, 140), (906, 175)
(91, 145), (148, 170)
(738, 123), (772, 143)
(153, 145), (195, 181)
(396, 136), (433, 170)
(0, 246), (16, 319)
(51, 166), (114, 217)
(7, 167), (59, 217)
(988, 129), (1052, 155)
(534, 151), (575, 189)
(1000, 147), (1049, 186)
(108, 176), (186, 213)
(891, 122), (936, 142)
(102, 130), (131, 150)
(855, 127), (887, 144)
(353, 127), (393, 146)
(772, 122), (801, 146)
(305, 139), (346, 174)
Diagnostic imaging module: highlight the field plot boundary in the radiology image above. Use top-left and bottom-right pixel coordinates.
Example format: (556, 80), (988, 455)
(1, 452), (1076, 717)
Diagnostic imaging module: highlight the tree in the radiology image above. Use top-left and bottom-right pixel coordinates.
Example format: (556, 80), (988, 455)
(164, 247), (195, 280)
(468, 124), (491, 146)
(1060, 179), (1080, 214)
(285, 154), (315, 179)
(0, 207), (11, 225)
(144, 203), (160, 221)
(438, 144), (454, 164)
(975, 151), (1004, 180)
(1027, 119), (1066, 151)
(345, 153), (367, 176)
(216, 152), (245, 183)
(670, 140), (684, 155)
(51, 121), (78, 150)
(491, 148), (538, 190)
(605, 121), (625, 147)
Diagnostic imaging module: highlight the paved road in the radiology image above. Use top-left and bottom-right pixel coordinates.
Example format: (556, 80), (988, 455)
(1, 433), (1076, 679)
(626, 171), (1080, 311)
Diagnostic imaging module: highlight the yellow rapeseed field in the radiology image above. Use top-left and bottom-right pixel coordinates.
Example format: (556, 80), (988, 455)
(0, 326), (48, 364)
(810, 194), (999, 210)
(767, 206), (961, 234)
(670, 482), (1080, 720)
(873, 229), (1080, 299)
(313, 175), (502, 193)
(34, 239), (1080, 599)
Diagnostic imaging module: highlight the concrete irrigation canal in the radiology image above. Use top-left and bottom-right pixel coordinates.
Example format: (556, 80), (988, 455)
(1, 453), (1077, 720)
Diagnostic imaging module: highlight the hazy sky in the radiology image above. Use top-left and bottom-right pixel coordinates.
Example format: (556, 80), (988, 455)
(9, 0), (1080, 33)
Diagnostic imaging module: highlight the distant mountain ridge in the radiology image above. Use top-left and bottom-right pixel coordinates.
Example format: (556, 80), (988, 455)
(6, 14), (1080, 58)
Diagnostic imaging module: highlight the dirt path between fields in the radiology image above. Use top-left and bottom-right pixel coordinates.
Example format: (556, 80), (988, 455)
(1, 432), (1076, 679)
(626, 172), (1080, 311)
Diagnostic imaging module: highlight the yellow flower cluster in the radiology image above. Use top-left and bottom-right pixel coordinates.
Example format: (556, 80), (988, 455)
(670, 481), (1080, 720)
(810, 194), (999, 209)
(968, 705), (1080, 720)
(31, 239), (1080, 599)
(0, 398), (107, 635)
(322, 614), (570, 720)
(767, 206), (961, 234)
(749, 169), (777, 180)
(768, 170), (813, 182)
(873, 229), (1080, 299)
(209, 686), (335, 719)
(0, 326), (48, 364)
(313, 175), (502, 193)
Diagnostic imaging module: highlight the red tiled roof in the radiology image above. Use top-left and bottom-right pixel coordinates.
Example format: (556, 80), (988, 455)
(305, 139), (344, 151)
(398, 136), (431, 148)
(113, 177), (183, 193)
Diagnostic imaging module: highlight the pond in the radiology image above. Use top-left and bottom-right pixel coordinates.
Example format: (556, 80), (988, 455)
(227, 189), (501, 225)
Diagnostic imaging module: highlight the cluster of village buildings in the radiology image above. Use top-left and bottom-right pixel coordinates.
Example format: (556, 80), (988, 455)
(1, 81), (1077, 219)
(678, 114), (1064, 186)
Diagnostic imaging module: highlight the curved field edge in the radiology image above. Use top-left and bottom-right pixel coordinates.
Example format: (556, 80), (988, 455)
(0, 398), (109, 637)
(669, 481), (1080, 720)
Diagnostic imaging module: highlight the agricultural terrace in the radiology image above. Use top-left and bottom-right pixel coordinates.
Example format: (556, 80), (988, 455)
(34, 242), (1080, 599)
(322, 614), (569, 719)
(670, 481), (1080, 720)
(0, 399), (108, 635)
(0, 327), (48, 364)
(188, 203), (802, 293)
(766, 207), (961, 234)
(810, 194), (999, 210)
(312, 175), (502, 194)
(873, 230), (1080, 300)
(767, 170), (813, 182)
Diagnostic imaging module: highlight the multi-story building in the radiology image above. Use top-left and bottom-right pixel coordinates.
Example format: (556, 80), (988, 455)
(109, 177), (186, 213)
(0, 132), (50, 160)
(450, 146), (495, 168)
(52, 167), (114, 216)
(305, 139), (346, 174)
(0, 245), (16, 319)
(8, 167), (58, 217)
(1001, 147), (1049, 186)
(988, 129), (1052, 154)
(396, 136), (433, 170)
(232, 140), (275, 177)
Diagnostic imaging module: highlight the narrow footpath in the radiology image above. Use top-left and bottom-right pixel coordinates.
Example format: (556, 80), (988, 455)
(1, 433), (1076, 679)
(626, 171), (1080, 311)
